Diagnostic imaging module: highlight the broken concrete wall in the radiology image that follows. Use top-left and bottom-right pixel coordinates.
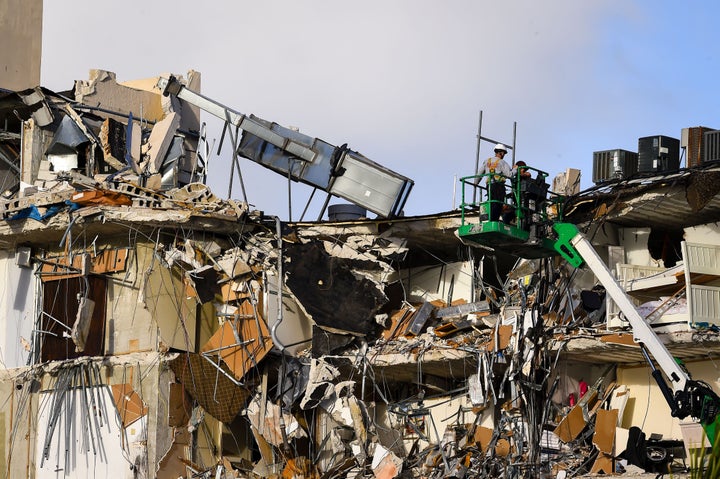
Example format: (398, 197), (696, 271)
(20, 117), (50, 187)
(0, 354), (184, 479)
(75, 70), (166, 124)
(0, 368), (38, 479)
(8, 70), (204, 191)
(375, 393), (492, 457)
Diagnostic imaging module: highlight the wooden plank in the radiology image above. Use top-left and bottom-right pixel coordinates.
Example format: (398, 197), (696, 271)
(40, 248), (129, 282)
(554, 404), (586, 443)
(592, 408), (618, 453)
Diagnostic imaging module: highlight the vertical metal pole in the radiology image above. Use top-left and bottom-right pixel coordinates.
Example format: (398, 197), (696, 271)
(227, 129), (235, 199)
(299, 188), (317, 222)
(316, 192), (333, 222)
(226, 124), (248, 203)
(512, 121), (517, 167)
(472, 111), (483, 204)
(287, 162), (293, 222)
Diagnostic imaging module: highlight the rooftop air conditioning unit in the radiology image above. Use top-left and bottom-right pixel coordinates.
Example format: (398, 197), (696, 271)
(682, 126), (715, 168)
(637, 135), (680, 174)
(704, 129), (720, 163)
(592, 149), (638, 184)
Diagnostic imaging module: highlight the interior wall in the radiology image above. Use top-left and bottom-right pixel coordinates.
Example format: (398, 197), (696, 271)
(0, 250), (35, 368)
(618, 227), (654, 266)
(684, 223), (720, 245)
(617, 360), (720, 440)
(105, 244), (159, 354)
(399, 261), (475, 304)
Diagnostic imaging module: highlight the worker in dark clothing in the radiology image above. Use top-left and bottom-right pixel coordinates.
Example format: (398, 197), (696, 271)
(502, 160), (532, 224)
(478, 143), (512, 221)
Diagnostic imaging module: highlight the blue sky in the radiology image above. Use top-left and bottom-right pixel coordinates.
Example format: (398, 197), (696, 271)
(41, 1), (720, 219)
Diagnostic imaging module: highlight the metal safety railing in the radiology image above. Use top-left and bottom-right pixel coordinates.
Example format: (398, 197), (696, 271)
(459, 167), (564, 232)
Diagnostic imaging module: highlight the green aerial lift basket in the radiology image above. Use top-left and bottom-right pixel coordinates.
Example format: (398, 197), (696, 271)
(456, 167), (565, 260)
(457, 220), (557, 258)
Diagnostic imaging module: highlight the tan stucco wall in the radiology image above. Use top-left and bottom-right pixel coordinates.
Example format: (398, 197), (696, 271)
(0, 0), (42, 90)
(618, 360), (720, 440)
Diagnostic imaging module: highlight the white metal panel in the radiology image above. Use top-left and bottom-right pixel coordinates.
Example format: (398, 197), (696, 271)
(330, 152), (408, 217)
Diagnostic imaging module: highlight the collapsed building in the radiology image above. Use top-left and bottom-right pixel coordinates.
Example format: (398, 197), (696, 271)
(0, 69), (719, 479)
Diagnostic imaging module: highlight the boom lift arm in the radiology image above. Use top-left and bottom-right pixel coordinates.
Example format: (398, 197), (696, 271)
(554, 223), (720, 443)
(457, 172), (720, 442)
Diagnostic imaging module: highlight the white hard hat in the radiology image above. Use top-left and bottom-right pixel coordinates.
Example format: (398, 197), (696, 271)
(494, 143), (508, 153)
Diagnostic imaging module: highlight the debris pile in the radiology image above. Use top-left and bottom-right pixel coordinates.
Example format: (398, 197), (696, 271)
(0, 70), (717, 478)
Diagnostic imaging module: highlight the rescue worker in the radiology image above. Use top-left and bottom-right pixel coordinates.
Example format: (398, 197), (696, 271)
(478, 143), (512, 221)
(502, 160), (533, 224)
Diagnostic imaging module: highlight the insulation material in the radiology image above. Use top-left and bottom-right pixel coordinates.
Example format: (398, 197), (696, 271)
(468, 372), (486, 406)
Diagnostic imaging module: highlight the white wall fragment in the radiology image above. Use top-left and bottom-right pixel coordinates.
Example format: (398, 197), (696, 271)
(245, 395), (307, 447)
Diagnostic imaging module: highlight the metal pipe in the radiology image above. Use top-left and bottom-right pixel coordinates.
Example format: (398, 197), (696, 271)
(512, 121), (517, 167)
(269, 216), (286, 353)
(472, 110), (482, 204)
